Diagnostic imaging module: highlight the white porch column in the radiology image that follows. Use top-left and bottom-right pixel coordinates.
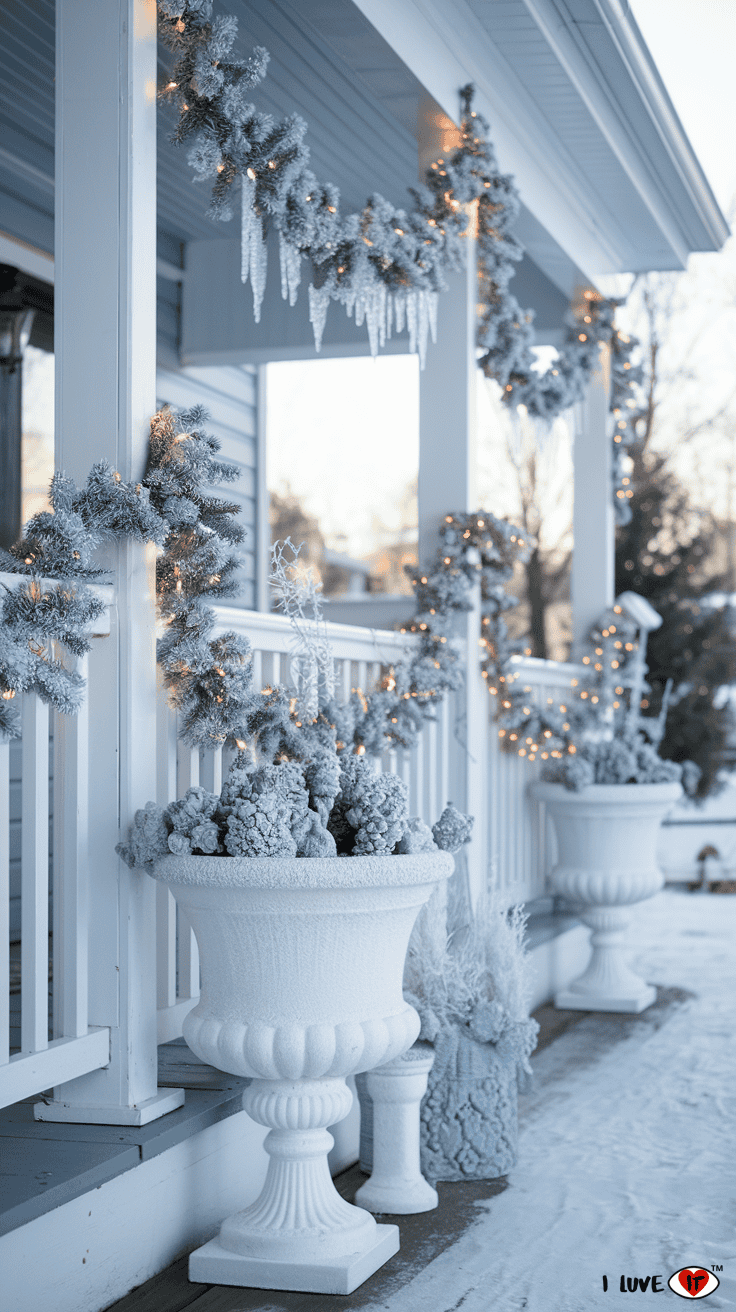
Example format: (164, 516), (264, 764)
(417, 252), (477, 563)
(571, 345), (613, 654)
(37, 0), (183, 1124)
(418, 243), (488, 910)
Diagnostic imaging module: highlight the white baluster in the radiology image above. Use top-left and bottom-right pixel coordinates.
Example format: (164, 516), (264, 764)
(200, 749), (223, 796)
(21, 694), (50, 1055)
(53, 654), (89, 1040)
(0, 737), (9, 1065)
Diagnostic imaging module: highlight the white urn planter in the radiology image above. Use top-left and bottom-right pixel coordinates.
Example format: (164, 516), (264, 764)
(531, 782), (681, 1013)
(153, 849), (453, 1294)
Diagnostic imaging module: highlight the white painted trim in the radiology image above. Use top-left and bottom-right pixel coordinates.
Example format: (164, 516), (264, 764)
(350, 0), (727, 273)
(156, 997), (198, 1046)
(156, 258), (185, 283)
(211, 604), (413, 661)
(183, 339), (413, 366)
(0, 1029), (110, 1110)
(0, 232), (54, 283)
(35, 1086), (184, 1127)
(527, 923), (592, 1011)
(50, 0), (168, 1123)
(571, 351), (614, 651)
(522, 0), (726, 267)
(350, 0), (628, 275)
(0, 1109), (270, 1312)
(508, 656), (585, 688)
(255, 364), (270, 612)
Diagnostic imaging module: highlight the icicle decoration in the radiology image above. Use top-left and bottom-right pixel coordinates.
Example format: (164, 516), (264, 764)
(279, 232), (302, 307)
(308, 285), (330, 353)
(241, 176), (268, 323)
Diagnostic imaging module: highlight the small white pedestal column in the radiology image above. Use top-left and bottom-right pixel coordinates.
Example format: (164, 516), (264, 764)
(354, 1043), (438, 1215)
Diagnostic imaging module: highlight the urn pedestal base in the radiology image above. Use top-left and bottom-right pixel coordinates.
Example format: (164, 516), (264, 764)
(554, 907), (656, 1013)
(189, 1225), (400, 1294)
(354, 1044), (438, 1215)
(190, 1075), (401, 1293)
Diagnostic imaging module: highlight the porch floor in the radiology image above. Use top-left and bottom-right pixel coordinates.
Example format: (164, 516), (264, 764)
(105, 888), (735, 1312)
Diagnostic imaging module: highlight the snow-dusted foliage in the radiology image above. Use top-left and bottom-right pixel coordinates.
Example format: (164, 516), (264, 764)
(116, 801), (171, 870)
(542, 735), (685, 791)
(1, 464), (166, 580)
(118, 745), (459, 867)
(144, 405), (255, 748)
(269, 538), (335, 722)
(0, 460), (167, 739)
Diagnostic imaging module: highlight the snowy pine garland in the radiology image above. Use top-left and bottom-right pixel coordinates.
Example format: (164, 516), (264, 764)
(142, 405), (255, 746)
(0, 580), (106, 740)
(0, 464), (167, 741)
(157, 0), (465, 366)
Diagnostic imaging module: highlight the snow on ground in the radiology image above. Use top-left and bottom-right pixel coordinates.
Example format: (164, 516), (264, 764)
(363, 889), (736, 1312)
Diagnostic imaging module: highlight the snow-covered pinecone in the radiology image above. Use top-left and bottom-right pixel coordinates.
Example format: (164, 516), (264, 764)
(329, 755), (409, 855)
(432, 802), (474, 853)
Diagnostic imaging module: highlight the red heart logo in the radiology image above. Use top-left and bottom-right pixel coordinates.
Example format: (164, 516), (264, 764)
(678, 1269), (709, 1296)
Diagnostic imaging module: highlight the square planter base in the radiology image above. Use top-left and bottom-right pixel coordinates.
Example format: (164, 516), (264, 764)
(188, 1223), (400, 1294)
(554, 983), (656, 1014)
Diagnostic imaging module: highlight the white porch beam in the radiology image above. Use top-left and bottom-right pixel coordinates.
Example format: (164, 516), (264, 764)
(42, 0), (183, 1125)
(417, 254), (477, 562)
(571, 347), (614, 652)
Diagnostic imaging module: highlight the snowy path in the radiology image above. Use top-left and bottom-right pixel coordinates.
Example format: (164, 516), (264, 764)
(361, 890), (736, 1311)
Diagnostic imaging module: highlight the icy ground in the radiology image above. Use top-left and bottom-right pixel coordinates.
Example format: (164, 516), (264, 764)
(363, 889), (736, 1312)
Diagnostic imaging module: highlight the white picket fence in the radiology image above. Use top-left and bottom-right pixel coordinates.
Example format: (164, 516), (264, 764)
(1, 599), (581, 1106)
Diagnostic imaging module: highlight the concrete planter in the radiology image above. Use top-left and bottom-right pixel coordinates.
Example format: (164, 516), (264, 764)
(419, 1026), (520, 1181)
(531, 781), (682, 1012)
(153, 849), (452, 1294)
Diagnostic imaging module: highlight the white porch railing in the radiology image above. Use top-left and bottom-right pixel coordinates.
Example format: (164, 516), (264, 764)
(1, 598), (582, 1101)
(154, 607), (583, 1043)
(0, 577), (113, 1111)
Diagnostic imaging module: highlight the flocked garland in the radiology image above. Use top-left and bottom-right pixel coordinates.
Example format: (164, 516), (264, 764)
(0, 406), (673, 785)
(157, 1), (641, 517)
(0, 466), (167, 740)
